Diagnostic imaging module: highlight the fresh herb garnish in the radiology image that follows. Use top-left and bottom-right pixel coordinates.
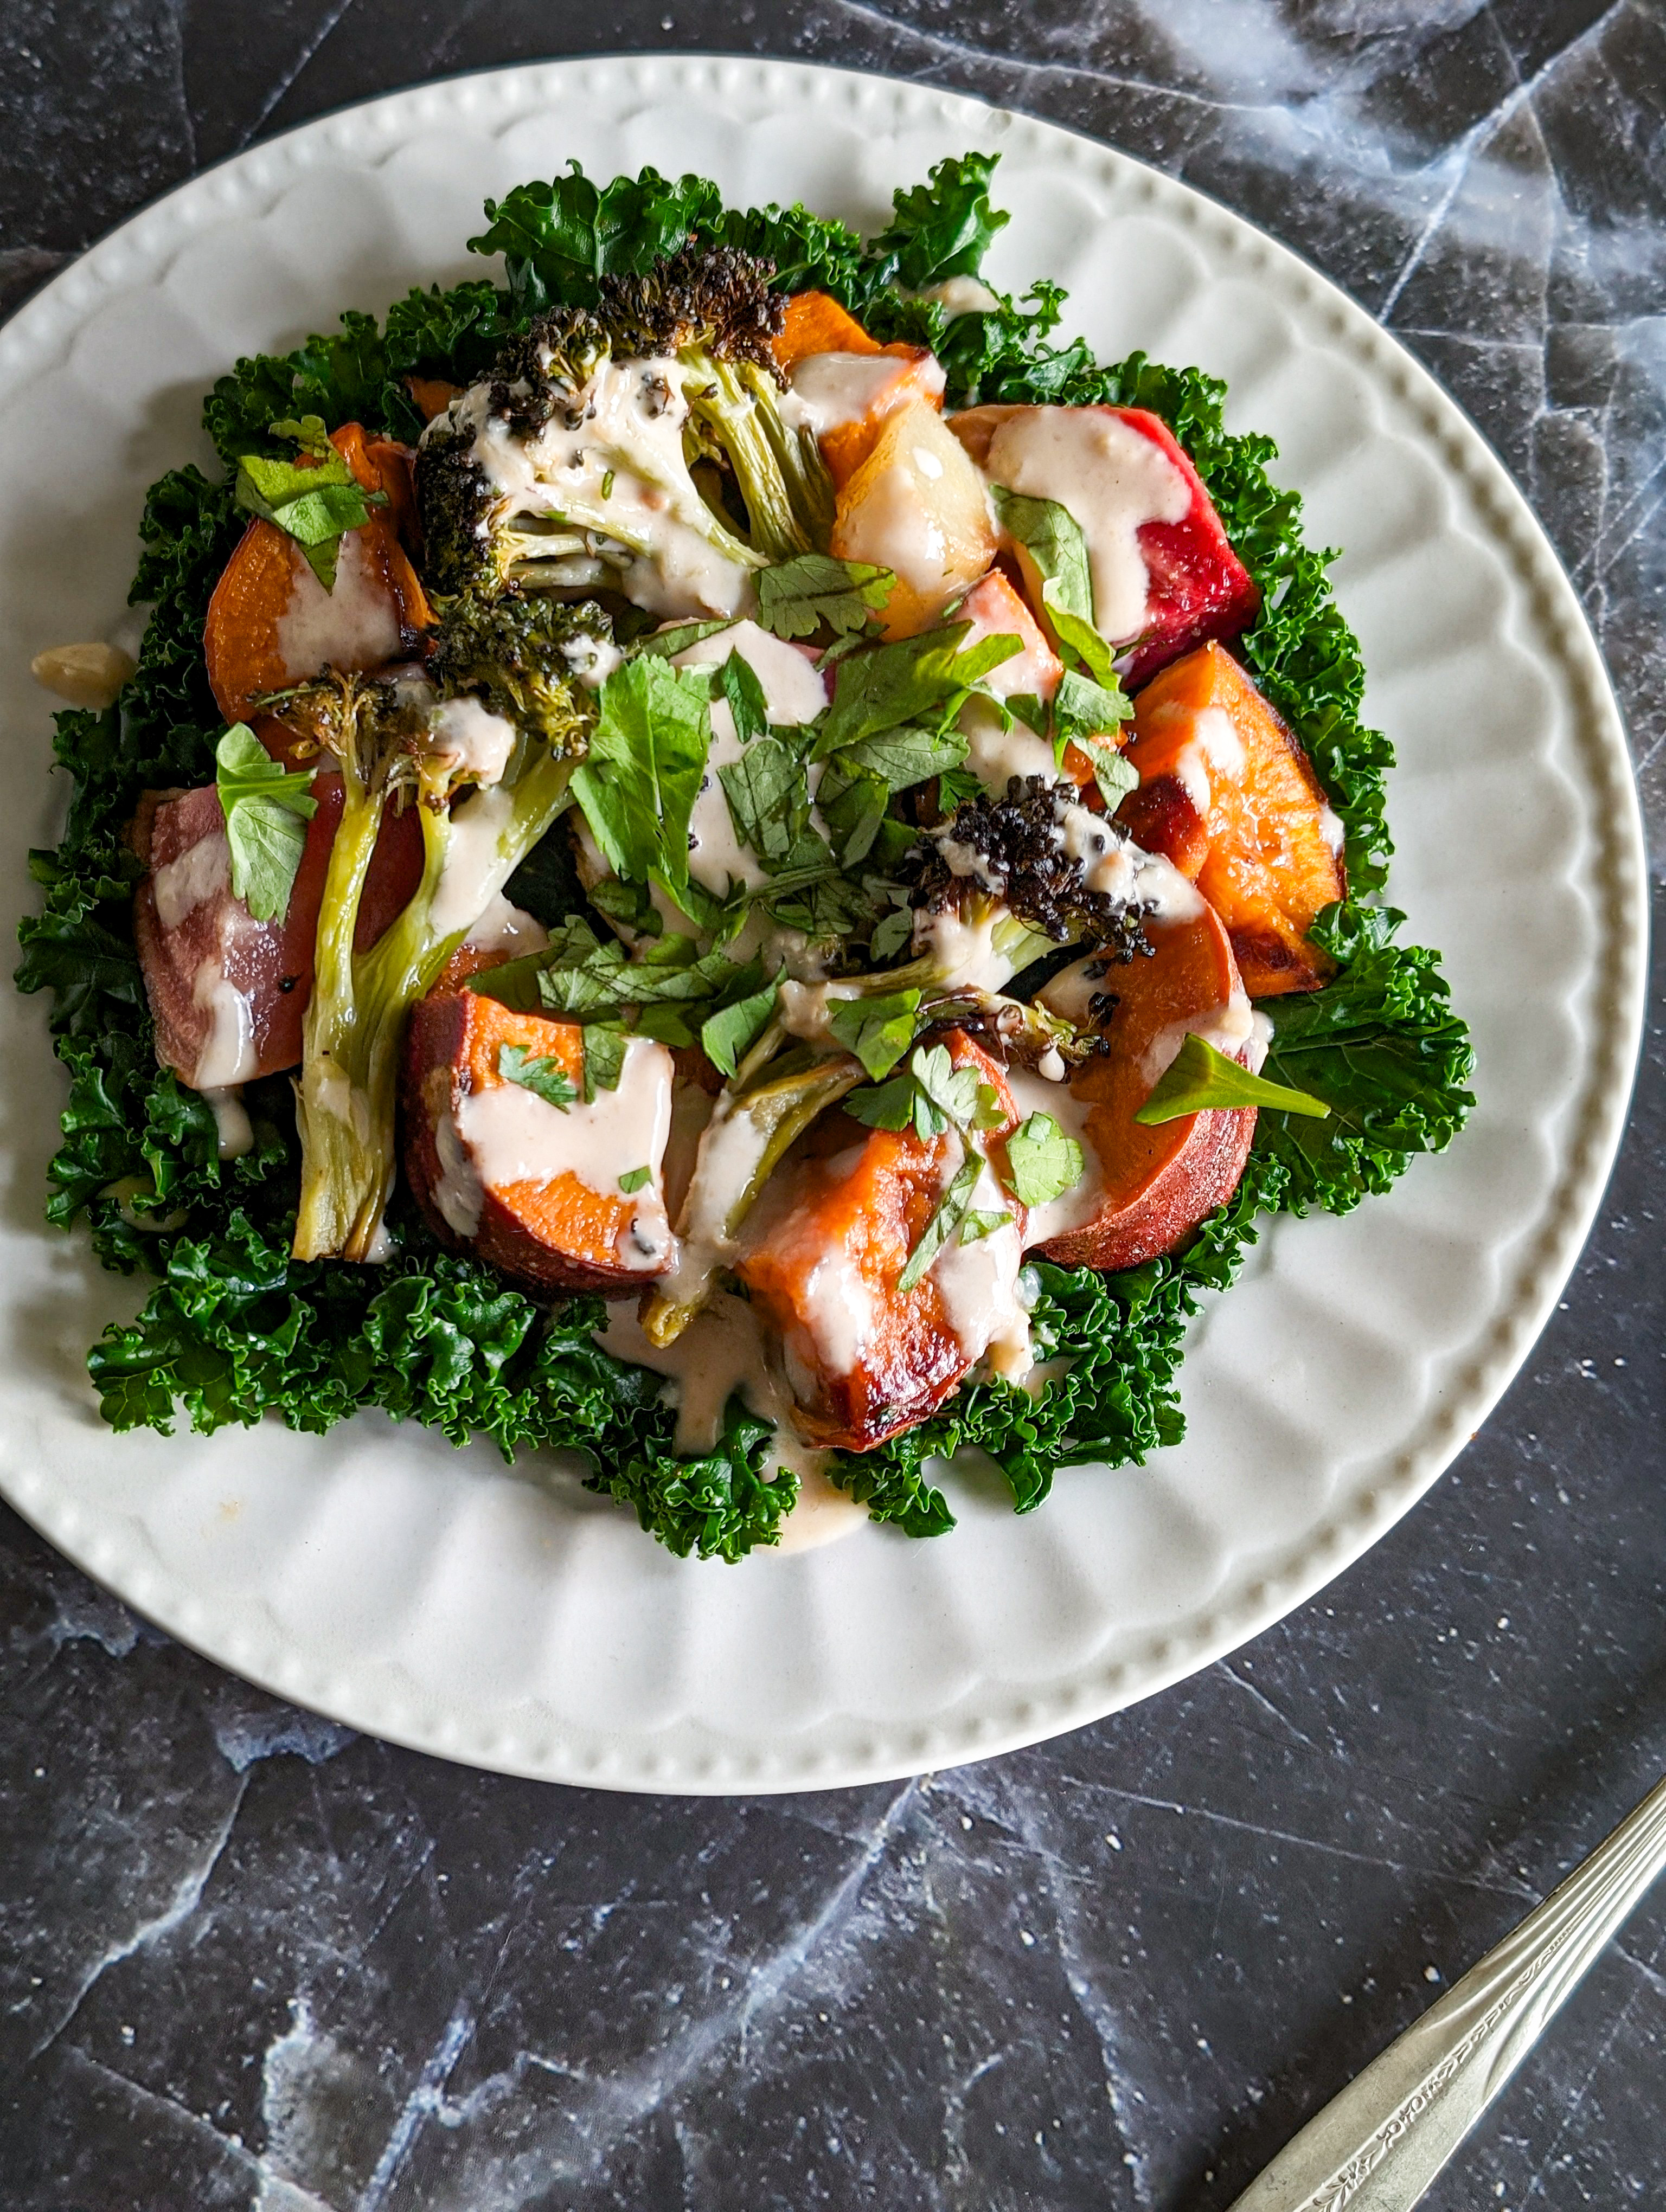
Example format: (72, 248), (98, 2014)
(699, 970), (781, 1079)
(214, 723), (318, 924)
(717, 652), (771, 745)
(896, 1151), (983, 1294)
(569, 656), (711, 907)
(234, 447), (386, 593)
(618, 1165), (652, 1193)
(825, 989), (924, 1082)
(1003, 1111), (1087, 1206)
(755, 552), (895, 640)
(847, 1043), (1005, 1142)
(989, 486), (1118, 686)
(496, 1043), (579, 1112)
(1133, 1034), (1330, 1125)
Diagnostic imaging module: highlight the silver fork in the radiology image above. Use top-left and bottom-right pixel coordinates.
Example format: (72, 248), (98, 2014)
(1226, 1772), (1666, 2212)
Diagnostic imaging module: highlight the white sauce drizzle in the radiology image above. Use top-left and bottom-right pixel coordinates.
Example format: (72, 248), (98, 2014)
(429, 782), (520, 941)
(272, 527), (402, 683)
(928, 1142), (1033, 1382)
(202, 1086), (253, 1160)
(152, 830), (230, 930)
(560, 631), (625, 689)
(983, 406), (1191, 644)
(191, 966), (258, 1089)
(1006, 1065), (1104, 1248)
(957, 696), (1061, 793)
(424, 696), (518, 786)
(787, 351), (941, 435)
(462, 895), (549, 958)
(917, 276), (1002, 318)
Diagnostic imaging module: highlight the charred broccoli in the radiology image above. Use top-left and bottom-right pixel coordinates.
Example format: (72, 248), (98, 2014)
(416, 243), (833, 611)
(427, 588), (618, 746)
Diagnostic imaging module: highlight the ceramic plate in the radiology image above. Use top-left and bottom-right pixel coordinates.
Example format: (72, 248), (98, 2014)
(0, 58), (1645, 1792)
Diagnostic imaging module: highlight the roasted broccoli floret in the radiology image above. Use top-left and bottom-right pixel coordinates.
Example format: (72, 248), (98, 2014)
(281, 665), (592, 1263)
(415, 243), (832, 610)
(902, 775), (1155, 981)
(428, 588), (618, 747)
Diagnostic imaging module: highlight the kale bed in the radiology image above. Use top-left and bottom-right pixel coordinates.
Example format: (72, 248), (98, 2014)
(15, 156), (1474, 1560)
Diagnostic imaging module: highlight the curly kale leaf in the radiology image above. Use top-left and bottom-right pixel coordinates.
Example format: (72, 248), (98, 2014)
(470, 163), (727, 315)
(828, 1167), (1276, 1531)
(87, 1218), (796, 1561)
(1252, 905), (1476, 1213)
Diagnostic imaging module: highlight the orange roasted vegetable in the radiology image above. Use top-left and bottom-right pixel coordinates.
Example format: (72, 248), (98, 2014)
(737, 1031), (1023, 1451)
(1118, 642), (1344, 995)
(772, 291), (885, 371)
(403, 986), (676, 1295)
(406, 374), (463, 426)
(203, 421), (432, 760)
(773, 290), (947, 490)
(831, 400), (997, 641)
(1029, 899), (1256, 1271)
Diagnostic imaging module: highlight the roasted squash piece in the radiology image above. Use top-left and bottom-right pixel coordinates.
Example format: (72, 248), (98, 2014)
(1028, 900), (1257, 1271)
(1118, 642), (1345, 996)
(831, 401), (997, 642)
(736, 1031), (1026, 1451)
(403, 988), (676, 1295)
(772, 290), (885, 371)
(204, 421), (432, 757)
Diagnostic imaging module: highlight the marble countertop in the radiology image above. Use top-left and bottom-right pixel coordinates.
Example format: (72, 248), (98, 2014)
(2, 5), (1662, 2207)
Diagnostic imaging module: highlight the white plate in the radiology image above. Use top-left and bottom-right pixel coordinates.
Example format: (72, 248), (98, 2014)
(0, 58), (1644, 1793)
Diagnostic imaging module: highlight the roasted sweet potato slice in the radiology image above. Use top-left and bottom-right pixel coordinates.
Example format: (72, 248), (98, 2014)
(831, 401), (997, 642)
(1027, 900), (1257, 1271)
(1118, 642), (1344, 996)
(406, 374), (462, 426)
(949, 403), (1260, 685)
(403, 988), (676, 1295)
(204, 421), (432, 756)
(736, 1031), (1027, 1451)
(773, 290), (885, 371)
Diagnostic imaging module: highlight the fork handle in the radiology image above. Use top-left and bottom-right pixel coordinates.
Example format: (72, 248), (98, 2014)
(1226, 1773), (1666, 2212)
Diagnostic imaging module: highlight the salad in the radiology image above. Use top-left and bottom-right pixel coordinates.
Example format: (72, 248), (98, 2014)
(18, 155), (1473, 1560)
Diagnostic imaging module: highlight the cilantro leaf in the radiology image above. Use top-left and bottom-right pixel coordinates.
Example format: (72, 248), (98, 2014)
(214, 724), (317, 923)
(633, 618), (738, 661)
(844, 1070), (918, 1134)
(912, 1042), (1006, 1136)
(1135, 1035), (1330, 1127)
(1072, 736), (1139, 808)
(958, 1208), (1011, 1243)
(988, 485), (1118, 685)
(896, 1151), (983, 1293)
(571, 657), (711, 905)
(496, 1043), (579, 1112)
(1003, 1112), (1087, 1206)
(825, 989), (924, 1081)
(618, 1166), (652, 1194)
(755, 553), (894, 641)
(581, 1025), (628, 1101)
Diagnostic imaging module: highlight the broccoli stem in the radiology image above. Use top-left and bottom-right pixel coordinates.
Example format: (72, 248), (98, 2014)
(291, 754), (576, 1264)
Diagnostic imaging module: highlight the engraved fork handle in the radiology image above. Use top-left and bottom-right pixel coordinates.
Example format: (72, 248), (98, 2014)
(1225, 1773), (1666, 2212)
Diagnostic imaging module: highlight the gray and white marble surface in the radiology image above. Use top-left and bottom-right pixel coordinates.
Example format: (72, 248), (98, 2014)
(2, 5), (1662, 2207)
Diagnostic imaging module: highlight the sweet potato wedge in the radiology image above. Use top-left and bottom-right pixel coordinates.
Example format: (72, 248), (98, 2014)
(831, 401), (997, 642)
(403, 987), (676, 1295)
(1118, 642), (1344, 996)
(406, 374), (462, 426)
(949, 403), (1260, 684)
(1027, 900), (1256, 1272)
(736, 1030), (1026, 1451)
(773, 291), (884, 371)
(133, 774), (425, 1088)
(204, 421), (432, 756)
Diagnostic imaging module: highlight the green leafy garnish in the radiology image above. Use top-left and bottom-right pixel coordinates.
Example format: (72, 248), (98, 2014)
(214, 723), (318, 924)
(896, 1151), (983, 1294)
(825, 989), (924, 1082)
(816, 623), (1021, 757)
(618, 1166), (652, 1194)
(234, 447), (386, 592)
(496, 1043), (579, 1113)
(755, 552), (894, 640)
(718, 652), (771, 744)
(1072, 736), (1139, 808)
(570, 656), (712, 906)
(958, 1208), (1011, 1243)
(847, 1043), (1004, 1142)
(1135, 1034), (1330, 1125)
(581, 1024), (628, 1101)
(699, 971), (781, 1079)
(1003, 1112), (1087, 1206)
(988, 485), (1118, 686)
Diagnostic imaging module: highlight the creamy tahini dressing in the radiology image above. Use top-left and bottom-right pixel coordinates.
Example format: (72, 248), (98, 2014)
(1139, 993), (1254, 1089)
(787, 351), (938, 434)
(461, 895), (548, 958)
(441, 1034), (675, 1271)
(425, 696), (518, 786)
(957, 697), (1060, 794)
(928, 1142), (1033, 1382)
(202, 1086), (253, 1160)
(918, 276), (1002, 319)
(429, 782), (519, 941)
(152, 830), (230, 930)
(273, 527), (403, 684)
(908, 904), (1010, 993)
(191, 966), (258, 1089)
(983, 407), (1191, 644)
(598, 1294), (866, 1552)
(669, 621), (831, 896)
